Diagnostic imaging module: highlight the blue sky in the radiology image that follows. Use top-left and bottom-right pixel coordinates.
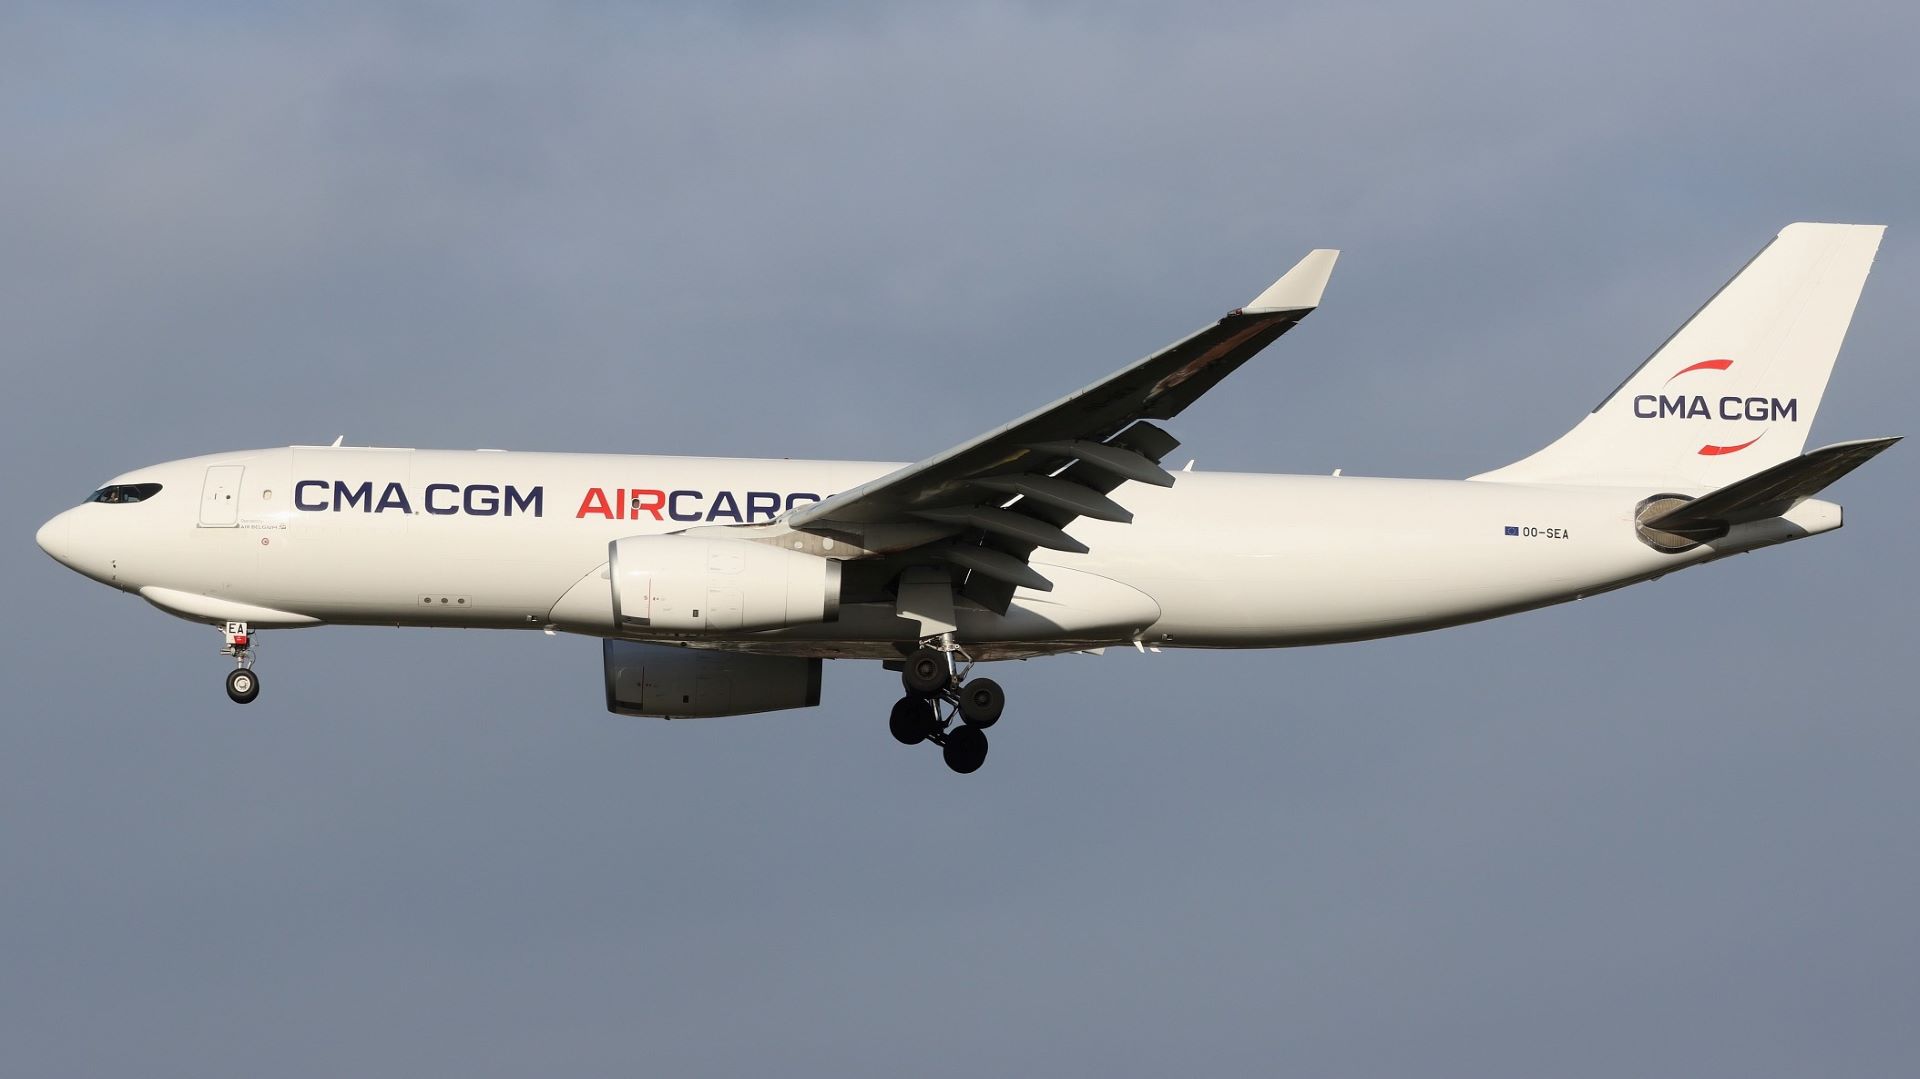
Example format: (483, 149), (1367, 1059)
(3, 3), (1917, 1076)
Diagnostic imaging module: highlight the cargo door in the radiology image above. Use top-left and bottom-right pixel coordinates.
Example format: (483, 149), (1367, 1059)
(199, 465), (245, 527)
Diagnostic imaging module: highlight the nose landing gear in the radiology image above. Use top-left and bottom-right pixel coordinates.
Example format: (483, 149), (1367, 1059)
(225, 667), (260, 704)
(221, 621), (260, 704)
(889, 639), (1003, 774)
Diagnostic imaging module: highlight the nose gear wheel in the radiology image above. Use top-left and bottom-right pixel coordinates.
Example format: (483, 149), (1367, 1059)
(219, 621), (261, 704)
(225, 667), (260, 704)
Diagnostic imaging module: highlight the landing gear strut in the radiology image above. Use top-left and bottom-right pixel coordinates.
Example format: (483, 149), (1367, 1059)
(890, 637), (1003, 774)
(221, 621), (260, 704)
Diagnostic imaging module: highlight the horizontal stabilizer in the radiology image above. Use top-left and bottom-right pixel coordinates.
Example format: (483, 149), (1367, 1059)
(1642, 436), (1901, 537)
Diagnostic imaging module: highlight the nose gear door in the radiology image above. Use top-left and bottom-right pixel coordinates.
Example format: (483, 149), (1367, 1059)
(199, 465), (245, 527)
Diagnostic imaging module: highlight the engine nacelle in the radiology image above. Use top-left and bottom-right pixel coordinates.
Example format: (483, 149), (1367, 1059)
(610, 535), (841, 634)
(603, 640), (822, 718)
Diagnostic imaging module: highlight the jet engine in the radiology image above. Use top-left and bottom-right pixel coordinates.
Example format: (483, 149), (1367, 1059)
(603, 640), (822, 718)
(609, 534), (841, 634)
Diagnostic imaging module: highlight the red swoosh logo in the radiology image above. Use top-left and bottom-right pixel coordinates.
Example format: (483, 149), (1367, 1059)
(1667, 358), (1734, 382)
(1698, 433), (1763, 456)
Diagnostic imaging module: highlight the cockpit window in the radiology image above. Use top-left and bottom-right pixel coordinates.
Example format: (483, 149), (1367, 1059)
(88, 483), (163, 504)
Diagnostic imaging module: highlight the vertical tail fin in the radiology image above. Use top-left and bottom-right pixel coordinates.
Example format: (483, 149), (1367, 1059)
(1473, 223), (1885, 488)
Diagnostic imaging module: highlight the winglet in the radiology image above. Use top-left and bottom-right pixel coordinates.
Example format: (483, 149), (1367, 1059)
(1244, 249), (1339, 313)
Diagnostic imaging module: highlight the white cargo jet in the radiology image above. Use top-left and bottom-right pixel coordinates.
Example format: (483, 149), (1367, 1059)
(37, 223), (1897, 772)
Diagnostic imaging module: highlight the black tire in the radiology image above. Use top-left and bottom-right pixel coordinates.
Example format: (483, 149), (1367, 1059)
(943, 725), (988, 774)
(225, 668), (260, 704)
(901, 647), (950, 698)
(956, 677), (1005, 729)
(889, 695), (934, 745)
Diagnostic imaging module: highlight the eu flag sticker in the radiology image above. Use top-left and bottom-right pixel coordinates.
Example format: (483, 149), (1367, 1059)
(1504, 526), (1520, 536)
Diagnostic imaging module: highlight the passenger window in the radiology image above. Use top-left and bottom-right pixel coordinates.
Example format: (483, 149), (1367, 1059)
(88, 483), (163, 504)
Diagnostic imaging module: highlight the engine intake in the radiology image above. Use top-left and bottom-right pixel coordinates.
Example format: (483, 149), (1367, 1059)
(610, 535), (841, 634)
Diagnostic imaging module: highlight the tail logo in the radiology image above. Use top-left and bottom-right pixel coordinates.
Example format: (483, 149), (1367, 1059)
(1631, 359), (1797, 456)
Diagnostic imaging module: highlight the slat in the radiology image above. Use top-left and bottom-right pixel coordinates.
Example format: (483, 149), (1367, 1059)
(912, 506), (1090, 553)
(1025, 439), (1176, 487)
(970, 475), (1133, 523)
(932, 545), (1054, 591)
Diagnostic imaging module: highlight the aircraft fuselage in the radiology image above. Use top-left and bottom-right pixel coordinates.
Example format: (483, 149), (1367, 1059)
(35, 445), (1838, 659)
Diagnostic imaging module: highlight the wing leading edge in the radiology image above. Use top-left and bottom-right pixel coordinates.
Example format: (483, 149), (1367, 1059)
(781, 248), (1339, 612)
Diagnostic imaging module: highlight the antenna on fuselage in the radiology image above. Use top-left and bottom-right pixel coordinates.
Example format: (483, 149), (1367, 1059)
(330, 435), (344, 447)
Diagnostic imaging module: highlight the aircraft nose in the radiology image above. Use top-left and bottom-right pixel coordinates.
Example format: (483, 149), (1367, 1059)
(36, 510), (77, 567)
(35, 507), (111, 583)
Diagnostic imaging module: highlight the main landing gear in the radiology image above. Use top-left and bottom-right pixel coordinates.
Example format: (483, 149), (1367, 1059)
(221, 621), (260, 704)
(888, 639), (1004, 774)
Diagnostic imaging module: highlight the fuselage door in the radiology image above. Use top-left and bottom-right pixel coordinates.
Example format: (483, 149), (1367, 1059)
(199, 465), (245, 527)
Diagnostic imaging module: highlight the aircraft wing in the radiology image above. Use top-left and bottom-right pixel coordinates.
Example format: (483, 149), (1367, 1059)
(781, 248), (1338, 611)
